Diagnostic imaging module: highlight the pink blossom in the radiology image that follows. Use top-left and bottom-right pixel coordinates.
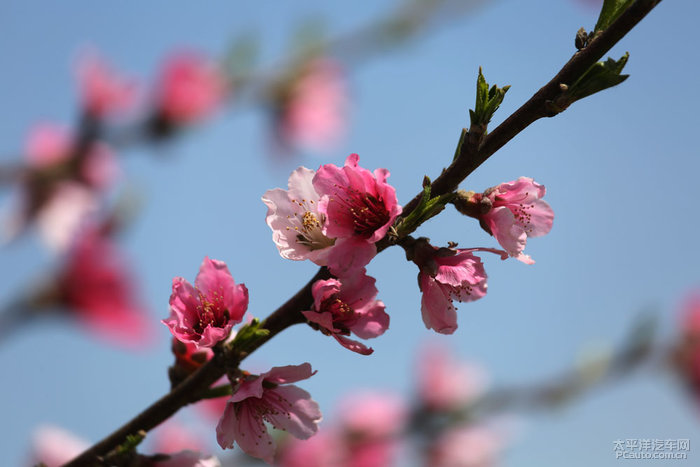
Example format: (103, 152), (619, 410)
(163, 257), (248, 348)
(29, 425), (89, 467)
(275, 58), (348, 153)
(313, 154), (401, 273)
(418, 247), (506, 334)
(76, 51), (137, 118)
(4, 124), (119, 249)
(35, 182), (98, 252)
(336, 391), (407, 467)
(157, 52), (228, 124)
(262, 166), (335, 266)
(417, 344), (488, 410)
(278, 430), (341, 467)
(58, 226), (152, 347)
(196, 378), (230, 421)
(150, 421), (207, 455)
(303, 270), (389, 355)
(674, 292), (700, 402)
(428, 425), (503, 467)
(216, 363), (322, 464)
(25, 123), (71, 168)
(24, 123), (120, 188)
(473, 177), (553, 264)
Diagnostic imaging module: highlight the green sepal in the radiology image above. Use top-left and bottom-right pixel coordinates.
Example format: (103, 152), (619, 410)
(230, 318), (270, 352)
(452, 128), (468, 162)
(396, 178), (455, 238)
(566, 52), (629, 103)
(114, 432), (146, 456)
(617, 312), (657, 366)
(200, 383), (234, 400)
(595, 0), (635, 32)
(469, 67), (510, 129)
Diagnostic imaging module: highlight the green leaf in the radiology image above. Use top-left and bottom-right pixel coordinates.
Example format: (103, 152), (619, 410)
(567, 52), (629, 102)
(595, 0), (635, 32)
(469, 67), (510, 128)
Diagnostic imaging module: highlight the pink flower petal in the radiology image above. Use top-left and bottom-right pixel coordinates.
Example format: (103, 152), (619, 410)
(263, 385), (322, 439)
(265, 363), (317, 385)
(420, 274), (459, 335)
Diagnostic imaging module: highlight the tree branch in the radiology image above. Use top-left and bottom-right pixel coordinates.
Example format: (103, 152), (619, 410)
(393, 0), (662, 229)
(63, 1), (662, 464)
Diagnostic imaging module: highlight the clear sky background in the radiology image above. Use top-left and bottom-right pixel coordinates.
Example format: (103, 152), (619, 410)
(1, 1), (699, 466)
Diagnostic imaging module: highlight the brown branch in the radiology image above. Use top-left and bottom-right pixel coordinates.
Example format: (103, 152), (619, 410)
(392, 0), (663, 230)
(63, 1), (662, 464)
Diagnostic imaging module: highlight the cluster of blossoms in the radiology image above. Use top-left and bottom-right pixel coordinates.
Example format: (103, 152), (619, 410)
(2, 49), (229, 253)
(266, 156), (554, 336)
(263, 153), (398, 353)
(162, 257), (322, 463)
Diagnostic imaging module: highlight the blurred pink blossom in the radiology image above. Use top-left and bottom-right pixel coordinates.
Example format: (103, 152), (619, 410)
(77, 51), (138, 118)
(417, 344), (488, 410)
(278, 430), (341, 467)
(216, 363), (322, 464)
(156, 52), (228, 124)
(304, 270), (389, 355)
(35, 182), (98, 252)
(1, 123), (121, 249)
(674, 292), (700, 402)
(24, 123), (119, 188)
(25, 123), (72, 168)
(29, 425), (89, 467)
(58, 226), (152, 347)
(429, 425), (503, 467)
(29, 425), (220, 466)
(336, 391), (407, 467)
(275, 58), (348, 153)
(150, 421), (207, 455)
(163, 257), (248, 348)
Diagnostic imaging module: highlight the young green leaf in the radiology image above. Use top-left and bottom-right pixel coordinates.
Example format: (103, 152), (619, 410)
(566, 52), (630, 103)
(595, 0), (635, 32)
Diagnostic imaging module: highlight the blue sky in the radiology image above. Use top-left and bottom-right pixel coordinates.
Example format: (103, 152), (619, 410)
(1, 1), (699, 465)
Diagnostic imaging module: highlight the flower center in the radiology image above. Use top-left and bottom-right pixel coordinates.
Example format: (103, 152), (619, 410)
(287, 198), (335, 251)
(193, 289), (229, 333)
(319, 295), (357, 333)
(333, 186), (390, 239)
